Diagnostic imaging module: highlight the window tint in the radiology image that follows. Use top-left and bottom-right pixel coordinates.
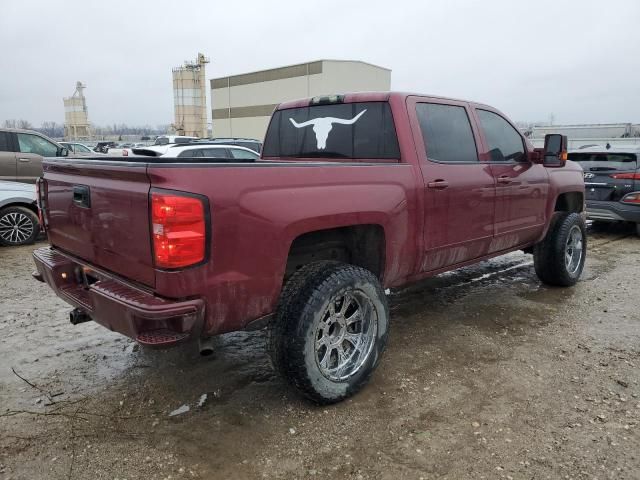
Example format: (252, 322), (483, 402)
(75, 144), (91, 153)
(477, 110), (526, 162)
(416, 103), (478, 163)
(568, 152), (637, 170)
(230, 148), (258, 160)
(202, 148), (231, 157)
(263, 102), (400, 160)
(0, 132), (13, 152)
(17, 133), (58, 157)
(178, 149), (204, 158)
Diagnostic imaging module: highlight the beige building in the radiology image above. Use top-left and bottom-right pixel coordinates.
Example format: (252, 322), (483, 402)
(173, 53), (209, 137)
(63, 82), (91, 140)
(211, 60), (391, 140)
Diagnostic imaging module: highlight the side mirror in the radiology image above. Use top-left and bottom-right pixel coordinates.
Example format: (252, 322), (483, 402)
(57, 146), (69, 157)
(543, 134), (568, 167)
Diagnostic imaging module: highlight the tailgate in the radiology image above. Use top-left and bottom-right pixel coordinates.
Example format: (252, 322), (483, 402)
(43, 159), (155, 287)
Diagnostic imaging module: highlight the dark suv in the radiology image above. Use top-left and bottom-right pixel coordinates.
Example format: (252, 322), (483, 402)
(0, 129), (68, 183)
(569, 146), (640, 234)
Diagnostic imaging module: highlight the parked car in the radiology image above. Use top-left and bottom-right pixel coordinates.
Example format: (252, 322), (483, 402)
(93, 142), (116, 153)
(0, 181), (40, 246)
(206, 138), (262, 153)
(568, 146), (640, 235)
(33, 91), (586, 404)
(153, 135), (198, 145)
(60, 142), (105, 156)
(0, 128), (68, 183)
(131, 143), (259, 160)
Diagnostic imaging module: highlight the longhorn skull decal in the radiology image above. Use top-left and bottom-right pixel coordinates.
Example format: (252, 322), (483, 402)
(289, 110), (367, 150)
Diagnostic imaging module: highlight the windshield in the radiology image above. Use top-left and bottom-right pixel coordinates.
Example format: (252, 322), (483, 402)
(568, 152), (637, 171)
(263, 102), (400, 160)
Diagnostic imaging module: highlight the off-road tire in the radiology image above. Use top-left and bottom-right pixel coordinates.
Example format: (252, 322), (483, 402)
(0, 206), (40, 246)
(268, 261), (389, 404)
(533, 212), (586, 287)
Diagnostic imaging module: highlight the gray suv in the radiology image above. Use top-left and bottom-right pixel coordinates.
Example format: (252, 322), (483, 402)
(569, 145), (640, 235)
(0, 128), (68, 183)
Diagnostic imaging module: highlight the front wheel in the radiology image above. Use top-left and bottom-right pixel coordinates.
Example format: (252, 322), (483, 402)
(268, 262), (389, 404)
(533, 212), (586, 287)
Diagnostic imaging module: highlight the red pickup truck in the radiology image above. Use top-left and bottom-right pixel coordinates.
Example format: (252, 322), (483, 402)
(33, 92), (586, 404)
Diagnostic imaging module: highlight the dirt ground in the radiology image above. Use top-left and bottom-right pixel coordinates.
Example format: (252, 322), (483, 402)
(1, 224), (639, 480)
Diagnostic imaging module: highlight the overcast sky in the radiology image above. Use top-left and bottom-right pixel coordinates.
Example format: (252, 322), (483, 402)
(1, 0), (639, 127)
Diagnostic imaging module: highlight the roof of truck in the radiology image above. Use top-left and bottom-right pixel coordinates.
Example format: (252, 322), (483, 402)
(276, 91), (494, 111)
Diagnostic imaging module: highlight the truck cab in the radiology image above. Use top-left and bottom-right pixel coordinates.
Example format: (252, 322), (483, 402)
(33, 91), (586, 404)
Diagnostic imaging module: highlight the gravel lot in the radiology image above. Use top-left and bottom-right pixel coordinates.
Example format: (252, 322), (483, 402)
(1, 224), (639, 480)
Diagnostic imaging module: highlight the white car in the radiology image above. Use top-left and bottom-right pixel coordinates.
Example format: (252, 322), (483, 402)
(59, 142), (105, 156)
(0, 181), (39, 246)
(131, 143), (260, 160)
(153, 135), (198, 146)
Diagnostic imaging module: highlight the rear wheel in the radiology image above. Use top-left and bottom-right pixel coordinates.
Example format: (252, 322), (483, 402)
(533, 212), (586, 287)
(268, 261), (389, 404)
(0, 206), (40, 246)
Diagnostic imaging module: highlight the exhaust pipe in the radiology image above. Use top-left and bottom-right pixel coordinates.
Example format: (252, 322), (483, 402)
(69, 308), (91, 325)
(199, 337), (214, 356)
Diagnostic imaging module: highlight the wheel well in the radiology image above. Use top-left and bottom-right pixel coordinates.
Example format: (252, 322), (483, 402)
(285, 225), (385, 281)
(1, 202), (38, 215)
(554, 192), (583, 213)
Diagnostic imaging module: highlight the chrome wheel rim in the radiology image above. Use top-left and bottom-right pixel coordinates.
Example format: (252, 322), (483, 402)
(315, 290), (378, 382)
(0, 212), (34, 245)
(565, 225), (584, 275)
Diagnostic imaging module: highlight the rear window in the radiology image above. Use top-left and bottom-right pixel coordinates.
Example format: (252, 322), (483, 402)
(262, 102), (400, 160)
(568, 152), (637, 169)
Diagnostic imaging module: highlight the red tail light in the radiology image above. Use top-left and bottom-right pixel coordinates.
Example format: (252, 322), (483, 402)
(122, 149), (129, 156)
(151, 191), (207, 269)
(621, 192), (640, 204)
(609, 172), (640, 180)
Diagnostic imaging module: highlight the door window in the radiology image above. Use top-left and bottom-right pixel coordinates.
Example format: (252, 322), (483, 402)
(202, 148), (231, 157)
(177, 149), (204, 158)
(477, 110), (526, 162)
(0, 132), (12, 152)
(230, 148), (259, 160)
(17, 133), (59, 157)
(416, 103), (478, 163)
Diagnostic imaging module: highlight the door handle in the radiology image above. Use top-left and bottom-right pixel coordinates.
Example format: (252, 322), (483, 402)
(497, 175), (512, 184)
(18, 158), (31, 163)
(427, 180), (449, 189)
(72, 185), (91, 208)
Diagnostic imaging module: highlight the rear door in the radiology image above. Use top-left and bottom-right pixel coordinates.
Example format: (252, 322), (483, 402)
(408, 97), (496, 272)
(0, 131), (17, 181)
(474, 108), (548, 249)
(568, 151), (638, 202)
(16, 132), (56, 182)
(44, 159), (155, 287)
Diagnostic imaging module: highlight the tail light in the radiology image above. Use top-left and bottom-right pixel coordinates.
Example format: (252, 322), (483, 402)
(36, 177), (47, 230)
(151, 191), (207, 269)
(123, 149), (129, 156)
(621, 192), (640, 204)
(609, 172), (640, 180)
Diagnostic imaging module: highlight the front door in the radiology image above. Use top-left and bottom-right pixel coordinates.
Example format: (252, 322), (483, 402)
(408, 98), (495, 272)
(474, 109), (548, 250)
(16, 132), (57, 182)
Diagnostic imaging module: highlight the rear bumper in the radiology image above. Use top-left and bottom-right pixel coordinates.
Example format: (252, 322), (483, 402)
(586, 200), (640, 223)
(33, 247), (204, 347)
